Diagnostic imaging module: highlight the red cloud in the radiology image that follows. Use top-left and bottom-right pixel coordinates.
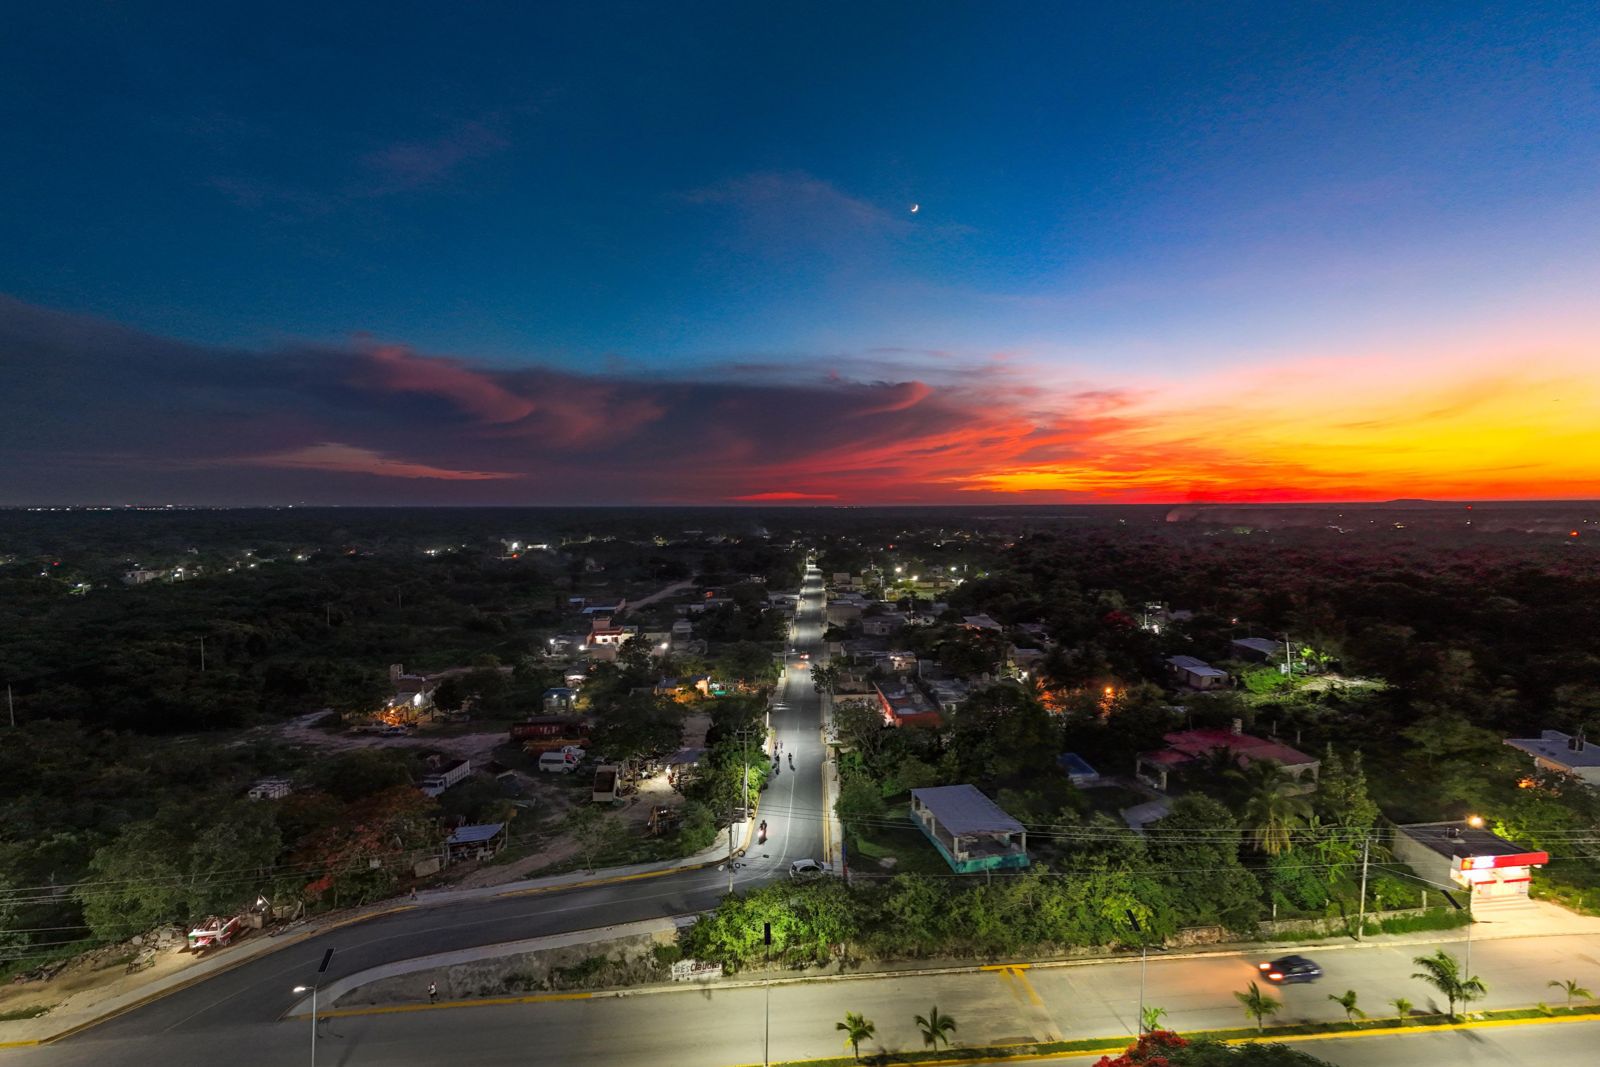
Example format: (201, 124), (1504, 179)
(359, 345), (536, 424)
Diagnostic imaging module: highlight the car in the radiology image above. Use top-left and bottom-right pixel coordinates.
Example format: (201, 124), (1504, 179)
(1258, 955), (1322, 984)
(789, 859), (825, 879)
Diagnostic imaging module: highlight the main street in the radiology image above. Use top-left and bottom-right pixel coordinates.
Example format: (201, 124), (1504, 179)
(17, 927), (1600, 1066)
(6, 565), (832, 1060)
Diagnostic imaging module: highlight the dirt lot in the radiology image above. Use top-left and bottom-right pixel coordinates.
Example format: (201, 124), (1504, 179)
(274, 711), (512, 763)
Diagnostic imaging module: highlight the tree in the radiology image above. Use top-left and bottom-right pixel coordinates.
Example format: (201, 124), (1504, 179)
(563, 806), (627, 870)
(0, 876), (30, 958)
(1314, 747), (1379, 830)
(914, 1005), (957, 1050)
(836, 1011), (875, 1062)
(1328, 989), (1365, 1023)
(1147, 795), (1261, 931)
(1411, 949), (1486, 1020)
(1231, 759), (1311, 855)
(1549, 978), (1593, 1008)
(1234, 981), (1280, 1031)
(835, 775), (885, 828)
(1389, 997), (1413, 1018)
(76, 822), (189, 939)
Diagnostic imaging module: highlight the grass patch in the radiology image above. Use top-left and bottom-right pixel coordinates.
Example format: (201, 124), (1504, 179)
(846, 822), (951, 878)
(0, 1005), (51, 1022)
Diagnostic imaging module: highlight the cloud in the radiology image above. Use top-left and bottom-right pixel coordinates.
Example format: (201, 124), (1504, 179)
(361, 120), (508, 193)
(357, 344), (536, 424)
(235, 443), (521, 481)
(2, 294), (1598, 505)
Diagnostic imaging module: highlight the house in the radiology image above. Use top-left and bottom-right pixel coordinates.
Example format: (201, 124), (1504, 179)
(389, 663), (437, 710)
(827, 596), (869, 628)
(910, 785), (1030, 874)
(246, 777), (293, 800)
(420, 758), (471, 797)
(1011, 646), (1047, 675)
(961, 614), (1004, 633)
(586, 616), (629, 646)
(1136, 726), (1319, 792)
(1167, 655), (1228, 690)
(886, 650), (918, 674)
(671, 619), (695, 648)
(927, 679), (971, 713)
(582, 599), (627, 616)
(1056, 753), (1099, 787)
(861, 612), (908, 637)
(1392, 821), (1548, 913)
(1503, 730), (1600, 786)
(1230, 637), (1284, 663)
(874, 683), (942, 727)
(446, 822), (508, 863)
(542, 687), (578, 713)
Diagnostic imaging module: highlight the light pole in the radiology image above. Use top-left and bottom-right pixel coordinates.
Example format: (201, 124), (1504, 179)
(1443, 890), (1473, 980)
(292, 948), (335, 1067)
(1125, 910), (1147, 1034)
(763, 921), (773, 1067)
(291, 984), (318, 1067)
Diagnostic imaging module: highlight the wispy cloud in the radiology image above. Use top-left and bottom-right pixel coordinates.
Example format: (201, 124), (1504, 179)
(361, 120), (508, 193)
(234, 443), (521, 481)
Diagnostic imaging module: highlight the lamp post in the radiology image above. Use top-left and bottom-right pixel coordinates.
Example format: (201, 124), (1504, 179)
(1443, 890), (1473, 980)
(291, 984), (318, 1067)
(763, 921), (773, 1067)
(292, 949), (335, 1067)
(1125, 911), (1147, 1034)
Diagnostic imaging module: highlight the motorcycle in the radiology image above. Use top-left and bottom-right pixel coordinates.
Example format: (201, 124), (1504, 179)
(758, 820), (768, 845)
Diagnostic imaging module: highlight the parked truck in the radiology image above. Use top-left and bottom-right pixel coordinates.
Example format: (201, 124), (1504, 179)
(592, 763), (623, 803)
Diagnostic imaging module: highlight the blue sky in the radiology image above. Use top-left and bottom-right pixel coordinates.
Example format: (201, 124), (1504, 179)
(2, 2), (1598, 503)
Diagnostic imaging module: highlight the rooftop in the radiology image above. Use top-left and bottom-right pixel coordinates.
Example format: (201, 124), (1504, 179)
(911, 784), (1025, 837)
(1151, 728), (1316, 769)
(1397, 821), (1545, 861)
(1168, 654), (1227, 678)
(447, 822), (506, 846)
(1231, 637), (1282, 656)
(1504, 730), (1600, 769)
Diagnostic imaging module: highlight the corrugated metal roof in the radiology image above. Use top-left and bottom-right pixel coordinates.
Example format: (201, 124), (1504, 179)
(448, 822), (506, 845)
(911, 785), (1024, 836)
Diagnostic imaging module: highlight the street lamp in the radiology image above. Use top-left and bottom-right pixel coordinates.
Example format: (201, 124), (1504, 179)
(1466, 814), (1485, 828)
(291, 985), (318, 1067)
(1125, 910), (1148, 1034)
(293, 948), (335, 1067)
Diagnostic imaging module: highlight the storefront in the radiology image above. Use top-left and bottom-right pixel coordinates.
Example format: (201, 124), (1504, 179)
(1393, 821), (1549, 910)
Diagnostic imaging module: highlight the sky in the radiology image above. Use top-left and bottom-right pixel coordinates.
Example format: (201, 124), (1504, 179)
(2, 1), (1598, 505)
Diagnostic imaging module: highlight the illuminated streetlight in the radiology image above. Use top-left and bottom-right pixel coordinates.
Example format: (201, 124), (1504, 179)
(1466, 814), (1485, 828)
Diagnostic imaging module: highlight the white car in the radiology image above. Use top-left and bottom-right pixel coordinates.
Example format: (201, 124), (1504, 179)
(789, 859), (825, 879)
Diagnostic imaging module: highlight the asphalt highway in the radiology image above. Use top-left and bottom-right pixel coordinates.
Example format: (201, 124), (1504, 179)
(21, 930), (1600, 1066)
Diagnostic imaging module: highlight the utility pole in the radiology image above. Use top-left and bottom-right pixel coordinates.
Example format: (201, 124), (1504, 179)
(199, 636), (206, 673)
(1355, 836), (1370, 940)
(1283, 634), (1293, 677)
(6, 684), (14, 727)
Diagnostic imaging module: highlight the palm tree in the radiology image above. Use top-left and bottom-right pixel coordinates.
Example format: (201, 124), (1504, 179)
(1140, 1005), (1168, 1033)
(1412, 949), (1487, 1020)
(1328, 989), (1366, 1023)
(836, 1012), (875, 1063)
(914, 1005), (958, 1050)
(1233, 759), (1312, 855)
(1235, 981), (1281, 1032)
(1389, 997), (1413, 1018)
(1548, 979), (1593, 1008)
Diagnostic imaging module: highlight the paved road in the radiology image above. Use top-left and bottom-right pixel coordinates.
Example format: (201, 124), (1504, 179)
(15, 567), (830, 1060)
(22, 929), (1600, 1066)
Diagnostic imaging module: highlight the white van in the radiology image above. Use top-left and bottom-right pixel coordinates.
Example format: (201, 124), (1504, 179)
(538, 749), (581, 773)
